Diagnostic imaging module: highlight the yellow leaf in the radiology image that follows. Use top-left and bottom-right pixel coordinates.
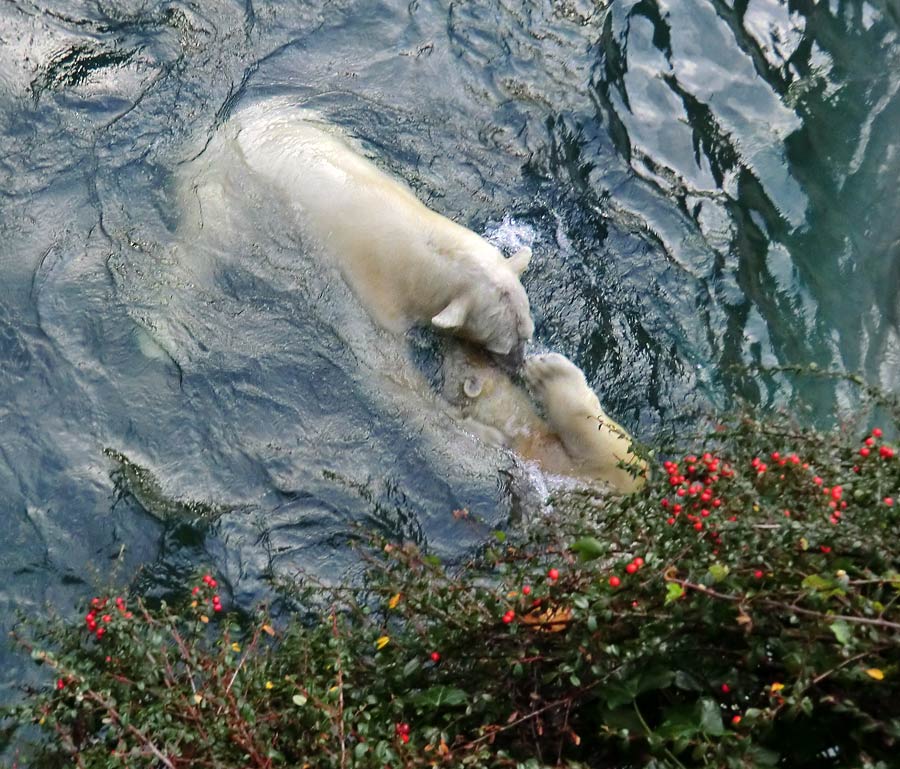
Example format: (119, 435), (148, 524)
(200, 615), (209, 624)
(770, 682), (784, 693)
(265, 681), (274, 690)
(388, 593), (401, 610)
(375, 635), (390, 650)
(231, 643), (241, 653)
(261, 624), (275, 636)
(522, 605), (572, 633)
(865, 668), (885, 681)
(194, 693), (203, 704)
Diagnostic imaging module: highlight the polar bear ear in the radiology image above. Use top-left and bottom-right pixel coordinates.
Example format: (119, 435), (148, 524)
(431, 296), (469, 331)
(507, 246), (532, 276)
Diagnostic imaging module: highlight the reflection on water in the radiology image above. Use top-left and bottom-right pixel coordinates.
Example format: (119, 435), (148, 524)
(0, 0), (898, 714)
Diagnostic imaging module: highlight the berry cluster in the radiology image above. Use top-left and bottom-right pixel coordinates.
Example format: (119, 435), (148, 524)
(84, 596), (132, 640)
(191, 574), (224, 613)
(394, 721), (411, 744)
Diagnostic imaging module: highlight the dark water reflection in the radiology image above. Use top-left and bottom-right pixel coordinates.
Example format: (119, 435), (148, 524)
(0, 0), (897, 709)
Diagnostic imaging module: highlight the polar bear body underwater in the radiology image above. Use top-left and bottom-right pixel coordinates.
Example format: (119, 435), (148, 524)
(185, 100), (534, 361)
(444, 347), (646, 493)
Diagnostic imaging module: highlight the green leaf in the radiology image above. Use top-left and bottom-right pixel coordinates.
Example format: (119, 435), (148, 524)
(636, 667), (674, 695)
(830, 620), (852, 645)
(659, 704), (698, 740)
(493, 530), (507, 543)
(570, 537), (606, 561)
(402, 658), (421, 677)
(665, 583), (685, 605)
(802, 574), (833, 591)
(602, 681), (637, 709)
(697, 698), (725, 736)
(748, 746), (780, 766)
(708, 563), (730, 583)
(674, 670), (703, 691)
(411, 686), (468, 709)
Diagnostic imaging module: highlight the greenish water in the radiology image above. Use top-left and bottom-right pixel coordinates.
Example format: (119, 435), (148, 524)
(0, 0), (897, 715)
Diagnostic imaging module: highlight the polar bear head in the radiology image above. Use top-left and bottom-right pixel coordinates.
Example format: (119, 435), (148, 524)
(431, 246), (534, 365)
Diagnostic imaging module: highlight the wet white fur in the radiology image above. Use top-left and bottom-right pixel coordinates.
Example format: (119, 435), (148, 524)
(186, 99), (534, 357)
(444, 347), (646, 492)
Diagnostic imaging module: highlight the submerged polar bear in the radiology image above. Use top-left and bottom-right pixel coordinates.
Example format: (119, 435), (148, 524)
(186, 99), (534, 361)
(443, 346), (646, 493)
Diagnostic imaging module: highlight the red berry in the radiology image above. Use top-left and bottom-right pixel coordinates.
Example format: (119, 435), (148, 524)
(667, 517), (676, 525)
(96, 627), (106, 639)
(864, 437), (875, 447)
(859, 447), (870, 457)
(213, 604), (223, 612)
(693, 521), (703, 531)
(56, 678), (65, 690)
(401, 733), (410, 744)
(673, 504), (683, 513)
(625, 563), (637, 575)
(721, 683), (730, 693)
(873, 428), (883, 438)
(732, 714), (742, 725)
(820, 546), (832, 554)
(813, 476), (823, 485)
(701, 509), (710, 518)
(430, 651), (441, 662)
(547, 568), (559, 581)
(885, 497), (894, 507)
(522, 585), (531, 595)
(753, 570), (763, 579)
(661, 499), (669, 508)
(502, 611), (515, 624)
(633, 557), (644, 567)
(609, 576), (621, 588)
(879, 446), (894, 459)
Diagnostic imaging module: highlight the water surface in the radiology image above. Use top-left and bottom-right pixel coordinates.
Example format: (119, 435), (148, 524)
(1, 0), (898, 708)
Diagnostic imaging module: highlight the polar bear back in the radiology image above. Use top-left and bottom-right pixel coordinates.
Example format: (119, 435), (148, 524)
(221, 101), (533, 357)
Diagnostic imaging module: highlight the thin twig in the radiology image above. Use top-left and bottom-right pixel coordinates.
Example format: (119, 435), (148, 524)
(331, 610), (348, 769)
(667, 577), (900, 632)
(85, 692), (177, 769)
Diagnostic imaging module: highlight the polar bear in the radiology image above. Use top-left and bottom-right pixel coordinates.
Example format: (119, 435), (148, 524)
(443, 346), (646, 492)
(524, 353), (646, 492)
(185, 99), (534, 362)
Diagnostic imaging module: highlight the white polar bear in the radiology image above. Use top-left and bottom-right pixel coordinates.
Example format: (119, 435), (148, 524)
(443, 346), (646, 493)
(187, 99), (534, 361)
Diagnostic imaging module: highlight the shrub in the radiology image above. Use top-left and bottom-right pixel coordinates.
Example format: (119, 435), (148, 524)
(5, 413), (900, 768)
